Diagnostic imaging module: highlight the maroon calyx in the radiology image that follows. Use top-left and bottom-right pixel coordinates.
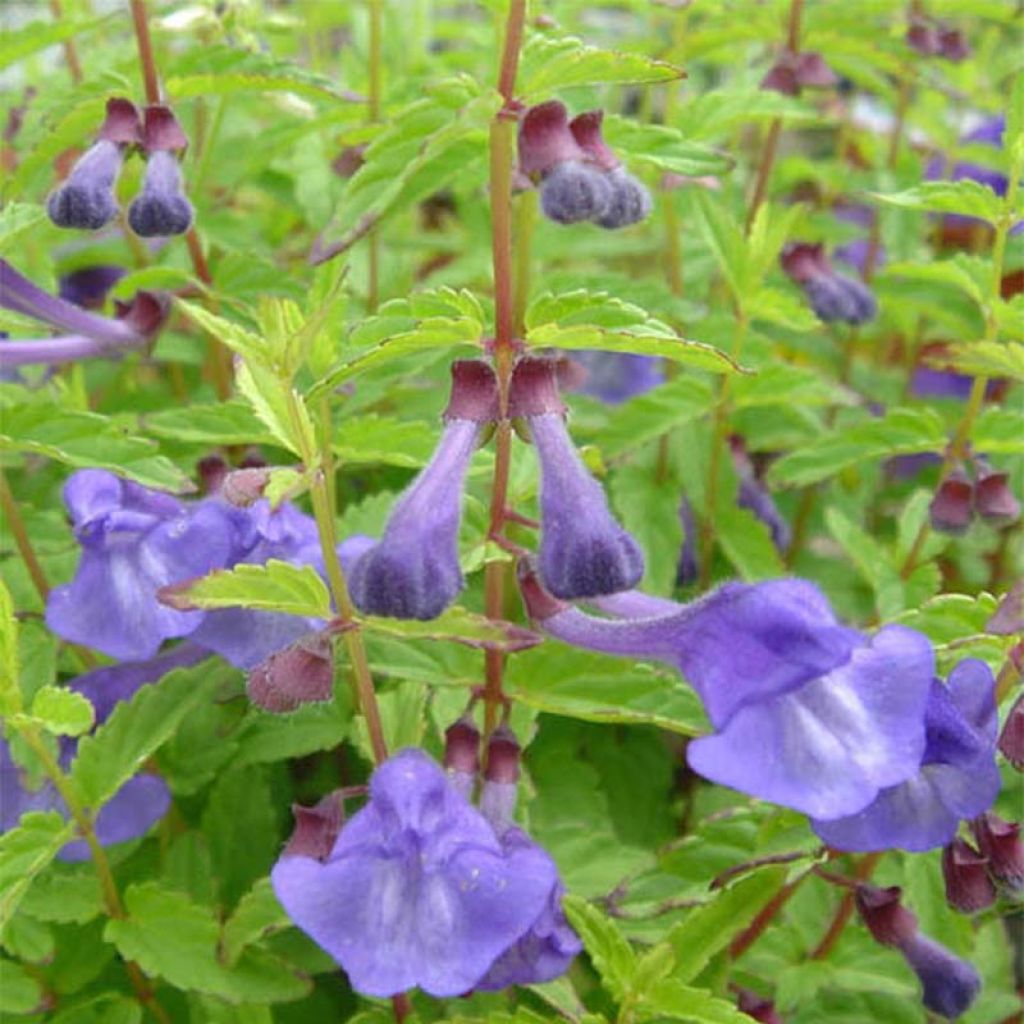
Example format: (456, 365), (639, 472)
(114, 290), (170, 339)
(484, 723), (521, 784)
(780, 242), (830, 285)
(568, 111), (619, 172)
(517, 100), (584, 178)
(973, 464), (1020, 527)
(928, 468), (974, 535)
(246, 632), (334, 714)
(855, 885), (919, 947)
(972, 813), (1024, 891)
(941, 838), (996, 913)
(283, 791), (346, 861)
(516, 557), (569, 622)
(220, 467), (272, 507)
(142, 104), (189, 154)
(507, 356), (567, 418)
(97, 97), (143, 146)
(444, 715), (482, 777)
(443, 359), (500, 423)
(761, 49), (837, 96)
(997, 692), (1024, 771)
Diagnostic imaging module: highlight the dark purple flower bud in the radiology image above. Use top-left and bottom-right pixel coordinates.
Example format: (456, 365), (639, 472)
(974, 464), (1020, 527)
(521, 569), (934, 820)
(350, 360), (498, 620)
(812, 659), (999, 852)
(480, 724), (521, 833)
(972, 813), (1024, 892)
(929, 468), (974, 535)
(47, 140), (123, 230)
(781, 243), (876, 324)
(568, 350), (663, 404)
(761, 49), (837, 95)
(271, 749), (561, 997)
(731, 437), (790, 553)
(942, 838), (997, 913)
(444, 714), (481, 801)
(246, 632), (334, 713)
(128, 151), (194, 237)
(58, 265), (125, 310)
(906, 20), (942, 56)
(998, 693), (1024, 770)
(283, 791), (346, 862)
(898, 933), (981, 1019)
(592, 167), (652, 229)
(938, 26), (970, 62)
(509, 357), (644, 599)
(45, 470), (236, 661)
(540, 162), (613, 224)
(855, 885), (919, 947)
(987, 579), (1024, 636)
(517, 100), (586, 177)
(736, 989), (783, 1024)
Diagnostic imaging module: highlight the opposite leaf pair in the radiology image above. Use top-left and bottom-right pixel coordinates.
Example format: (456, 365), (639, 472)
(47, 97), (193, 238)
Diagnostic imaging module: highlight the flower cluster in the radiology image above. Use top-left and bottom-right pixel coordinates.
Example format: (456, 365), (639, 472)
(349, 355), (644, 618)
(759, 48), (837, 96)
(781, 242), (877, 325)
(943, 813), (1024, 914)
(271, 736), (580, 998)
(47, 97), (193, 238)
(518, 568), (1002, 851)
(906, 15), (970, 61)
(929, 458), (1020, 535)
(517, 100), (652, 229)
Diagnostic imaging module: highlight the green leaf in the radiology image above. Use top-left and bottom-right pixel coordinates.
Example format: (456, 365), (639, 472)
(18, 869), (103, 925)
(519, 35), (683, 96)
(768, 408), (947, 488)
(601, 116), (733, 177)
(104, 883), (310, 1004)
(505, 648), (707, 736)
(160, 560), (332, 619)
(0, 14), (112, 71)
(714, 500), (786, 582)
(236, 360), (316, 458)
(232, 699), (351, 767)
(562, 894), (637, 1002)
(333, 415), (440, 468)
(0, 958), (43, 1014)
(0, 203), (46, 255)
(668, 868), (789, 982)
(935, 341), (1024, 382)
(642, 979), (755, 1023)
(825, 509), (906, 620)
(974, 408), (1024, 453)
(220, 878), (290, 967)
(0, 578), (20, 715)
(0, 812), (76, 928)
(731, 365), (851, 410)
(884, 257), (989, 310)
(30, 686), (94, 737)
(361, 607), (540, 654)
(0, 402), (192, 492)
(70, 664), (220, 811)
(144, 401), (274, 446)
(177, 301), (270, 365)
(691, 191), (749, 302)
(874, 181), (1006, 224)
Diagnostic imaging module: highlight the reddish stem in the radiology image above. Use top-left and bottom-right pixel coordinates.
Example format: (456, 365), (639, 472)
(810, 852), (882, 959)
(129, 0), (161, 104)
(729, 877), (803, 959)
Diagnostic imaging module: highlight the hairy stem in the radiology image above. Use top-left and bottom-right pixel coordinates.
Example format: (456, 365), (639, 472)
(729, 876), (803, 958)
(128, 0), (161, 104)
(0, 471), (50, 604)
(482, 0), (528, 738)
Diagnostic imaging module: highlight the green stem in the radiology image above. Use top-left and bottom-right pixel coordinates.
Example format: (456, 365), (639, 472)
(0, 471), (50, 605)
(365, 0), (384, 312)
(512, 188), (536, 336)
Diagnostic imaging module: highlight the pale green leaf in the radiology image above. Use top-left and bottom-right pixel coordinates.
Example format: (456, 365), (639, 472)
(30, 686), (94, 738)
(562, 894), (637, 1002)
(0, 578), (19, 715)
(361, 607), (539, 654)
(935, 341), (1024, 382)
(0, 812), (75, 929)
(874, 181), (1005, 224)
(642, 979), (756, 1023)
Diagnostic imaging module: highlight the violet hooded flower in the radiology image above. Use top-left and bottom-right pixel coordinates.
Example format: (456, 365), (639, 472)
(127, 105), (194, 239)
(271, 748), (561, 997)
(45, 470), (238, 661)
(1, 645), (204, 860)
(519, 568), (933, 820)
(0, 259), (168, 368)
(58, 265), (126, 310)
(509, 357), (644, 600)
(781, 243), (877, 325)
(350, 360), (497, 620)
(812, 659), (999, 852)
(568, 349), (663, 405)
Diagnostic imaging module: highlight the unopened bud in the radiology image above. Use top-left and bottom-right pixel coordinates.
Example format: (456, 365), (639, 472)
(540, 162), (613, 224)
(283, 791), (345, 861)
(898, 933), (981, 1020)
(972, 813), (1024, 892)
(974, 467), (1020, 527)
(942, 838), (996, 913)
(246, 633), (333, 713)
(442, 360), (500, 423)
(593, 168), (652, 230)
(855, 885), (919, 947)
(736, 989), (783, 1024)
(221, 467), (271, 507)
(444, 714), (480, 801)
(997, 693), (1024, 771)
(929, 469), (974, 535)
(480, 724), (521, 833)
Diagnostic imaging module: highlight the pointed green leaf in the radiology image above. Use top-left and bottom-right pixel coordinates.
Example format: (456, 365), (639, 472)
(30, 686), (94, 737)
(0, 812), (76, 928)
(562, 894), (637, 1002)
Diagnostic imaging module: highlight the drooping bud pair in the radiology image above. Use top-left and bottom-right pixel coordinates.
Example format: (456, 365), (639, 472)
(906, 16), (971, 61)
(47, 97), (193, 238)
(929, 458), (1020, 535)
(781, 243), (877, 325)
(942, 837), (996, 914)
(518, 101), (651, 229)
(855, 885), (980, 1019)
(509, 356), (644, 600)
(972, 812), (1024, 893)
(760, 49), (837, 96)
(443, 714), (521, 832)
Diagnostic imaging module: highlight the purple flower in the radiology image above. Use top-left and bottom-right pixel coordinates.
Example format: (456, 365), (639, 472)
(520, 570), (933, 820)
(900, 934), (981, 1019)
(812, 660), (999, 851)
(270, 748), (560, 997)
(781, 243), (877, 325)
(128, 151), (194, 238)
(45, 470), (237, 661)
(510, 357), (644, 600)
(0, 259), (168, 368)
(47, 140), (123, 231)
(350, 361), (497, 620)
(58, 265), (126, 310)
(1, 646), (203, 860)
(568, 350), (663, 404)
(569, 112), (651, 229)
(540, 163), (614, 225)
